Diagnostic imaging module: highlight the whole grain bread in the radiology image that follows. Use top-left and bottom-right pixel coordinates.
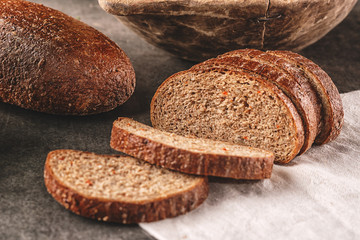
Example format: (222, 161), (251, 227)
(44, 149), (208, 224)
(0, 0), (135, 115)
(150, 67), (304, 164)
(267, 50), (344, 144)
(214, 49), (320, 154)
(110, 117), (275, 178)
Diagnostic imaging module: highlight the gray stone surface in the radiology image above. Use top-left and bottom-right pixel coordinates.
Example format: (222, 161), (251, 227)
(0, 0), (359, 239)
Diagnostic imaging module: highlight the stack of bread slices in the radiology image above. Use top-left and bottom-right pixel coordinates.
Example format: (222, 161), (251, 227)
(151, 49), (344, 164)
(44, 49), (344, 225)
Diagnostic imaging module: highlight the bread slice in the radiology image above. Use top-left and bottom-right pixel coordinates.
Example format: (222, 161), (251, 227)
(267, 50), (344, 144)
(44, 149), (208, 224)
(150, 67), (304, 164)
(214, 49), (319, 154)
(110, 117), (275, 178)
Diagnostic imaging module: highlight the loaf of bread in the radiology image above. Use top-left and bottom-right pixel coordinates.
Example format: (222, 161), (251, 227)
(44, 149), (208, 223)
(0, 0), (135, 115)
(110, 117), (275, 179)
(99, 0), (357, 61)
(150, 49), (343, 163)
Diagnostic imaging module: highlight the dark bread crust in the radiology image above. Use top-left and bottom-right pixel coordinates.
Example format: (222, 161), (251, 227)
(44, 150), (209, 224)
(0, 0), (136, 115)
(191, 53), (315, 155)
(268, 50), (344, 144)
(111, 117), (275, 178)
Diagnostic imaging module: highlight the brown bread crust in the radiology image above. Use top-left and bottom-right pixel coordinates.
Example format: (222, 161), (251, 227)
(191, 53), (315, 155)
(44, 150), (209, 224)
(268, 50), (344, 144)
(0, 0), (135, 115)
(111, 117), (275, 178)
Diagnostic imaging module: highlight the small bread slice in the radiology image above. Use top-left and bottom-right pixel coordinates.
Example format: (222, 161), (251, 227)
(110, 117), (275, 178)
(149, 67), (304, 164)
(44, 149), (208, 224)
(214, 49), (319, 154)
(267, 50), (344, 144)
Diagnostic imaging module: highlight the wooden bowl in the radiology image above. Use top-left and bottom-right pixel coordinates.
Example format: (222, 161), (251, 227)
(99, 0), (357, 61)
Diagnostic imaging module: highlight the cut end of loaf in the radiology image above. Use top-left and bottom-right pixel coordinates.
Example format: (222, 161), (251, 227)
(44, 149), (208, 223)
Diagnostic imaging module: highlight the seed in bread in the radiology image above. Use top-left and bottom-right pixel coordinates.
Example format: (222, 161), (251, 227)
(0, 0), (135, 115)
(110, 117), (275, 178)
(44, 149), (208, 224)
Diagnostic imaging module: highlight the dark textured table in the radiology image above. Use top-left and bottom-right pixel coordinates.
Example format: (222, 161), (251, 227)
(0, 0), (359, 239)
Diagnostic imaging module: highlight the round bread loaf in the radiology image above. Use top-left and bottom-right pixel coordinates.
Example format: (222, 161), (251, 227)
(99, 0), (357, 61)
(0, 0), (135, 115)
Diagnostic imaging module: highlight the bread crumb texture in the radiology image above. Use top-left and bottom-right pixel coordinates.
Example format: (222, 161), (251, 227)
(49, 151), (203, 202)
(151, 69), (298, 163)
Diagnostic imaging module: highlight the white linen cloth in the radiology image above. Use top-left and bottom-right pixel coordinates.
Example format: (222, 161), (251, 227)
(140, 90), (360, 240)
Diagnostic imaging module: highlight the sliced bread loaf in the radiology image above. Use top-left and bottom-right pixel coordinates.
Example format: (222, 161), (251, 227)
(110, 117), (275, 178)
(44, 149), (208, 224)
(213, 49), (320, 154)
(149, 67), (304, 164)
(267, 50), (344, 144)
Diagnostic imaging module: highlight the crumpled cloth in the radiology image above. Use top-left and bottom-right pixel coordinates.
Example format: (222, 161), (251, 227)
(140, 90), (360, 240)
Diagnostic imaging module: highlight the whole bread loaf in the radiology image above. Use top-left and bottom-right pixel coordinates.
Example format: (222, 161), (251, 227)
(110, 117), (275, 178)
(0, 0), (135, 115)
(44, 149), (208, 223)
(99, 0), (357, 61)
